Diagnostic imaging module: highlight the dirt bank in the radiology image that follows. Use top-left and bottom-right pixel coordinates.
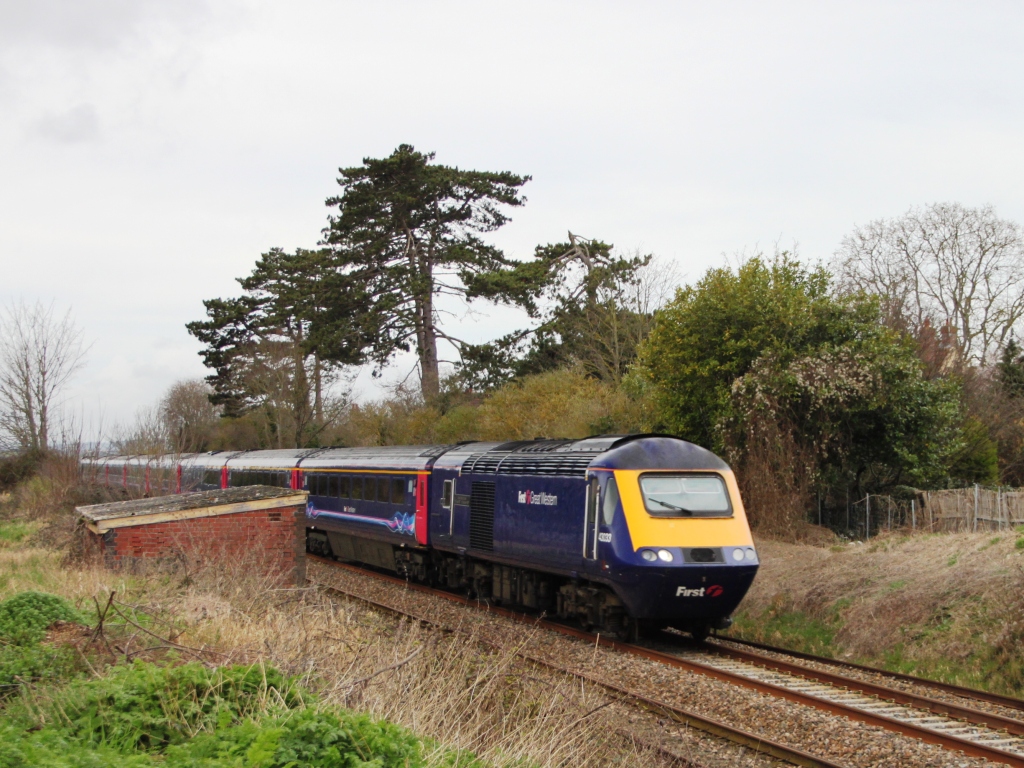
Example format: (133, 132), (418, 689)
(729, 529), (1024, 696)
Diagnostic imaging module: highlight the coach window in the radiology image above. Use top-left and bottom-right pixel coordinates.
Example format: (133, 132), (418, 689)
(377, 477), (390, 503)
(203, 470), (220, 487)
(327, 474), (339, 497)
(392, 478), (406, 504)
(442, 479), (453, 509)
(602, 476), (620, 525)
(351, 476), (363, 500)
(338, 476), (350, 498)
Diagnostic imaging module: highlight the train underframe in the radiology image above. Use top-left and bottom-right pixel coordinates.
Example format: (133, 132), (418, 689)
(306, 528), (718, 641)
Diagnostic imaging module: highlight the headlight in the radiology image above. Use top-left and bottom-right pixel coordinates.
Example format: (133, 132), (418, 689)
(641, 550), (658, 562)
(657, 549), (673, 562)
(745, 548), (757, 561)
(731, 548), (745, 562)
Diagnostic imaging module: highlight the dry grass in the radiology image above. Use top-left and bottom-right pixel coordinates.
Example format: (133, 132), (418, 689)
(732, 531), (1024, 694)
(165, 555), (674, 766)
(0, 527), (679, 766)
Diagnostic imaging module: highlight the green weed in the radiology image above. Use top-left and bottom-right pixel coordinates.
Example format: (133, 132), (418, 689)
(0, 523), (33, 547)
(1015, 537), (1024, 550)
(729, 607), (839, 657)
(0, 591), (86, 645)
(947, 554), (959, 566)
(978, 536), (1002, 551)
(2, 661), (483, 768)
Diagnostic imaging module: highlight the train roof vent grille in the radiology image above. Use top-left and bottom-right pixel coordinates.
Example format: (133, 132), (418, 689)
(462, 452), (594, 477)
(462, 453), (504, 474)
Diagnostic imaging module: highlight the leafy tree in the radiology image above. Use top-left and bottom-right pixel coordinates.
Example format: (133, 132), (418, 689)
(723, 328), (964, 491)
(462, 234), (656, 387)
(998, 338), (1024, 398)
(637, 254), (840, 448)
(638, 254), (964, 495)
(187, 248), (361, 448)
(319, 144), (530, 399)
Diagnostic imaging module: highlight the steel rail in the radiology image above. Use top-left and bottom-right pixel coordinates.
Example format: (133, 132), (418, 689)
(697, 639), (1024, 736)
(308, 556), (1024, 767)
(308, 556), (843, 768)
(712, 635), (1024, 712)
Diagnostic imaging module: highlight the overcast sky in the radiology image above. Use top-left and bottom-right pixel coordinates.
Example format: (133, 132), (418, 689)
(2, 0), (1024, 436)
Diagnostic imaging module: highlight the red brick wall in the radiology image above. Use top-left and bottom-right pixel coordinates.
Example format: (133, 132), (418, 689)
(84, 503), (306, 586)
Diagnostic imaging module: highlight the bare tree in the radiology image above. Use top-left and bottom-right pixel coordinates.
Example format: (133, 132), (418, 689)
(111, 406), (169, 456)
(160, 379), (221, 453)
(573, 254), (681, 385)
(0, 301), (86, 452)
(833, 203), (1024, 365)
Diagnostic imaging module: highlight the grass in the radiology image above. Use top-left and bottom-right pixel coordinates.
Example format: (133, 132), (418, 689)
(0, 465), (680, 768)
(0, 521), (35, 549)
(729, 531), (1024, 696)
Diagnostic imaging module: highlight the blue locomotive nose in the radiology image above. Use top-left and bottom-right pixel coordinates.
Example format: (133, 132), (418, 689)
(608, 561), (759, 621)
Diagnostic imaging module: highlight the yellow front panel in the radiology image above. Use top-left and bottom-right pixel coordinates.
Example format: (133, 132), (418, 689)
(614, 469), (754, 549)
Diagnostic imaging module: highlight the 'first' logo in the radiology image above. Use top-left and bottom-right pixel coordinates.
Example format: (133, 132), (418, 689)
(676, 585), (724, 597)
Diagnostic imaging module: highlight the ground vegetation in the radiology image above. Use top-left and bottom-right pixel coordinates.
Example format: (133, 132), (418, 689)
(730, 531), (1024, 696)
(0, 464), (681, 768)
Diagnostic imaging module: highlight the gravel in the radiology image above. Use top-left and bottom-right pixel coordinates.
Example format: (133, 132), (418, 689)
(309, 561), (1007, 768)
(705, 635), (1024, 724)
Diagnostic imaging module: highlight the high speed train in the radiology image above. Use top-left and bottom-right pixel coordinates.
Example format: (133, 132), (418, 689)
(83, 434), (759, 640)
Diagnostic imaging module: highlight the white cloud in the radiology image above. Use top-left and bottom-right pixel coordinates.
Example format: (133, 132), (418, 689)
(29, 103), (99, 143)
(0, 0), (209, 50)
(1, 1), (1023, 434)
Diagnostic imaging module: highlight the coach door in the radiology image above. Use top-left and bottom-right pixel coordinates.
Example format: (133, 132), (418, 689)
(442, 477), (455, 537)
(583, 475), (599, 560)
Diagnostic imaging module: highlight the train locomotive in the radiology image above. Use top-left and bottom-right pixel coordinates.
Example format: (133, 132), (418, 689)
(83, 434), (759, 640)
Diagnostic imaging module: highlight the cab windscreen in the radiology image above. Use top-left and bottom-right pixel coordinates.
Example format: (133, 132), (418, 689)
(639, 474), (732, 517)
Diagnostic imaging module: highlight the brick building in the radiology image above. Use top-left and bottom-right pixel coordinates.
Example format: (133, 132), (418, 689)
(78, 486), (308, 586)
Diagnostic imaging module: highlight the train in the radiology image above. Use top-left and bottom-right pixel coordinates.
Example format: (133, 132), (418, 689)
(82, 434), (759, 640)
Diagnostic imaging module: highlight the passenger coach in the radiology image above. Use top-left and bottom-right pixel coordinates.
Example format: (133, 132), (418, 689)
(84, 434), (759, 640)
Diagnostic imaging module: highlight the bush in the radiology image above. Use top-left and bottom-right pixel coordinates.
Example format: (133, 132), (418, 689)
(0, 452), (43, 494)
(0, 644), (80, 693)
(0, 592), (85, 645)
(2, 661), (474, 768)
(41, 662), (301, 752)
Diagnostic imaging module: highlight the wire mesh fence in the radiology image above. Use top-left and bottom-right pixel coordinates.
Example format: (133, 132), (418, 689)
(837, 486), (1024, 538)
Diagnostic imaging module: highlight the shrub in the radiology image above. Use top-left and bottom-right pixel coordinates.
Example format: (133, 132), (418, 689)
(40, 662), (302, 751)
(3, 661), (469, 768)
(0, 591), (85, 645)
(0, 643), (80, 693)
(0, 451), (43, 493)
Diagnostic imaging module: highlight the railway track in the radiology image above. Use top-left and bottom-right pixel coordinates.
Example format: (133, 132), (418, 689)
(670, 638), (1024, 764)
(710, 635), (1024, 713)
(307, 555), (1023, 767)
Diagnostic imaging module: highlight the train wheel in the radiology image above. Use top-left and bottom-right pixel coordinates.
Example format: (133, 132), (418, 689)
(621, 619), (665, 642)
(690, 623), (711, 642)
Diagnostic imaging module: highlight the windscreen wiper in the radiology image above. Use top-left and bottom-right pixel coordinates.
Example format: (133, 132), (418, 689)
(648, 498), (694, 515)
